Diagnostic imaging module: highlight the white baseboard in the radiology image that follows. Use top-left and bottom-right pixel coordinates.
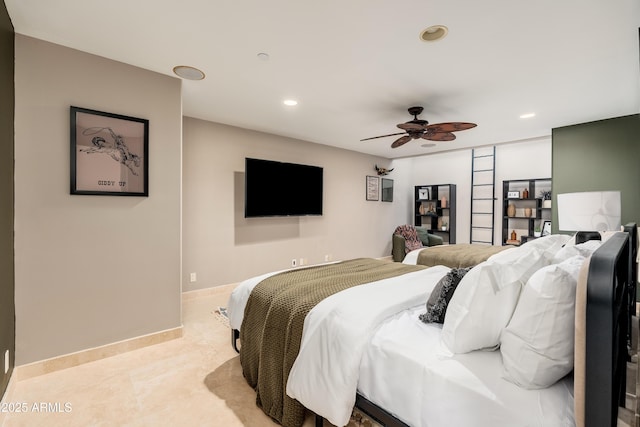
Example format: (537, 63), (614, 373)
(182, 282), (238, 300)
(15, 326), (183, 381)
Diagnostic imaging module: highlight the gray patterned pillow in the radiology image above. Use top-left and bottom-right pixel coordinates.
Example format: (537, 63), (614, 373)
(419, 267), (472, 324)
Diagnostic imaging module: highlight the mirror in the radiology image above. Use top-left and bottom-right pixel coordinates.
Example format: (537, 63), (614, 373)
(381, 178), (393, 202)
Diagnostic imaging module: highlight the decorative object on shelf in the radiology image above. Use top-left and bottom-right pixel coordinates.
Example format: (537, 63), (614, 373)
(428, 203), (436, 213)
(507, 203), (516, 217)
(366, 175), (379, 201)
(541, 220), (552, 236)
(418, 188), (430, 200)
(540, 190), (552, 208)
(522, 188), (529, 199)
(534, 226), (541, 237)
(441, 195), (447, 208)
(511, 230), (517, 240)
(374, 164), (394, 176)
(442, 221), (448, 231)
(524, 207), (532, 217)
(507, 191), (520, 198)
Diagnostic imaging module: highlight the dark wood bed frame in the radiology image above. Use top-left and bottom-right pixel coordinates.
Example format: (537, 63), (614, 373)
(232, 223), (638, 427)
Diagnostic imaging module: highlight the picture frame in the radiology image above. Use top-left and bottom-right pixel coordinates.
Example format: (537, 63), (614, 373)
(70, 106), (149, 196)
(418, 187), (430, 200)
(381, 178), (393, 202)
(541, 220), (552, 237)
(507, 191), (520, 199)
(366, 175), (379, 201)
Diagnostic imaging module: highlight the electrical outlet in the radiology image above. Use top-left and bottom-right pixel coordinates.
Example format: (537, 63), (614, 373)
(189, 272), (197, 283)
(299, 258), (306, 266)
(291, 259), (297, 267)
(4, 350), (8, 374)
(324, 254), (331, 262)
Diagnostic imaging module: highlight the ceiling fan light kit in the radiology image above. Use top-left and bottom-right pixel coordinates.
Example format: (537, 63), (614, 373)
(361, 106), (477, 148)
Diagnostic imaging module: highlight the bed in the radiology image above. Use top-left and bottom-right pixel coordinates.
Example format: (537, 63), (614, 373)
(227, 223), (638, 427)
(402, 243), (511, 267)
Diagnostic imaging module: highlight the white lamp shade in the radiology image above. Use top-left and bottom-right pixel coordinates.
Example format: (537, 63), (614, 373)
(557, 191), (621, 232)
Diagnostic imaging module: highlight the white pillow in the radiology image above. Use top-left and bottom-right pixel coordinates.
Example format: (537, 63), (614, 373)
(552, 240), (601, 263)
(500, 255), (585, 389)
(441, 245), (548, 353)
(521, 234), (571, 257)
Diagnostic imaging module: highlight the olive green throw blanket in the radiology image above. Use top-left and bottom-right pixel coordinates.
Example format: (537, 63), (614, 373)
(239, 258), (426, 427)
(416, 243), (510, 268)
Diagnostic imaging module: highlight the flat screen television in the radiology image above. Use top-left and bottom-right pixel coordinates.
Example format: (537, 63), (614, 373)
(244, 158), (323, 217)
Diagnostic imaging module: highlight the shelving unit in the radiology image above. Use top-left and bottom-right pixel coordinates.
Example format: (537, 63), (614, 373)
(502, 178), (552, 245)
(415, 184), (456, 244)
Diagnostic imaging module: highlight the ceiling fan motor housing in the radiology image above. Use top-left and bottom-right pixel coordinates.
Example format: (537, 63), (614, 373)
(408, 106), (424, 117)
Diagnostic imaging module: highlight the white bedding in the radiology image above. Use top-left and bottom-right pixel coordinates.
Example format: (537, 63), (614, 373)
(227, 263), (340, 330)
(359, 306), (575, 427)
(286, 265), (451, 426)
(227, 258), (576, 427)
(401, 248), (422, 264)
(227, 270), (281, 331)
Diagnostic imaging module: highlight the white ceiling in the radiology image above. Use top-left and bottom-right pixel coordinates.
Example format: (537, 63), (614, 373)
(6, 0), (640, 159)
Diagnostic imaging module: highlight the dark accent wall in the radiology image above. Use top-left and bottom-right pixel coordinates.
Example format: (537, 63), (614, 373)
(551, 114), (640, 233)
(0, 0), (14, 399)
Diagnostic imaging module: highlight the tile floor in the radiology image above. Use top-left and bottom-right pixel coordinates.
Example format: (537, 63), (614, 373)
(1, 288), (325, 427)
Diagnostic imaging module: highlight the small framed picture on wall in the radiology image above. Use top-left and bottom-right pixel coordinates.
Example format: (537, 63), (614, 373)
(366, 176), (379, 201)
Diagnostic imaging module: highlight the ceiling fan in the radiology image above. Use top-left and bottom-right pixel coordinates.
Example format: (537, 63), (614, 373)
(361, 106), (477, 148)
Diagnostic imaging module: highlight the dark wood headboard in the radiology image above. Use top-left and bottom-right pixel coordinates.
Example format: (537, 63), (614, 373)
(624, 222), (638, 346)
(585, 224), (637, 426)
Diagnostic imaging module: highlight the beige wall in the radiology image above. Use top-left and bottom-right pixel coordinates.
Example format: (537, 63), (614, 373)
(182, 117), (404, 291)
(14, 36), (182, 364)
(182, 116), (552, 291)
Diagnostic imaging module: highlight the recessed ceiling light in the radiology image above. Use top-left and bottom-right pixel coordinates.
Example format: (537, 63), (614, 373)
(421, 143), (436, 148)
(519, 113), (536, 119)
(420, 25), (449, 42)
(172, 65), (205, 80)
(283, 99), (298, 106)
(257, 52), (270, 61)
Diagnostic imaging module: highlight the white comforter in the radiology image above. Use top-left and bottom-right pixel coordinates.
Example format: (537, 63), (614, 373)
(229, 260), (575, 426)
(285, 265), (450, 426)
(359, 307), (575, 427)
(227, 270), (281, 331)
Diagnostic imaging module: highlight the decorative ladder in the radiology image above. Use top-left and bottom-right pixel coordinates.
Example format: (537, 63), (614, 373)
(470, 147), (496, 245)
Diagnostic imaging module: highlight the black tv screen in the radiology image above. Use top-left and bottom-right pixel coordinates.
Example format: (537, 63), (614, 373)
(244, 158), (323, 217)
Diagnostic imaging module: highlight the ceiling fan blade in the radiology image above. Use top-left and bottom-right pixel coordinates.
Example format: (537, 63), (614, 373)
(360, 132), (407, 142)
(397, 122), (427, 131)
(391, 135), (412, 148)
(422, 132), (456, 141)
(426, 122), (477, 133)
